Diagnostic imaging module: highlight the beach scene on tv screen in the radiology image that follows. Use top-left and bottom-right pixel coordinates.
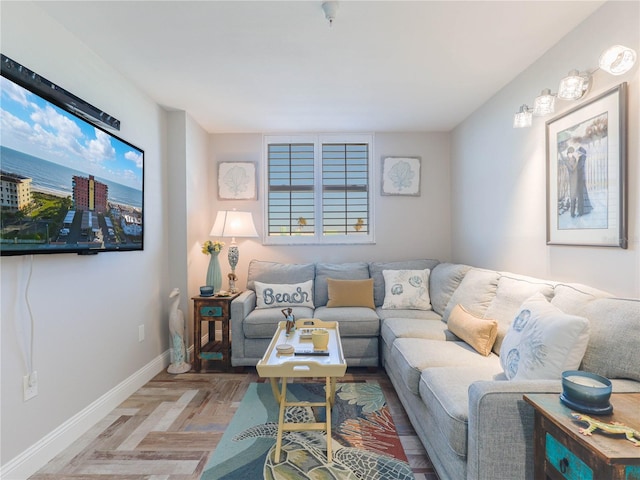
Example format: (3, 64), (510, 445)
(0, 76), (143, 254)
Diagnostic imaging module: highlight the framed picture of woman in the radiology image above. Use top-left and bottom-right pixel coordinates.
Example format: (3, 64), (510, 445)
(546, 83), (627, 248)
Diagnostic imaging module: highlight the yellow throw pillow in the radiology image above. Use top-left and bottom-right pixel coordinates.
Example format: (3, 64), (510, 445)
(448, 304), (498, 356)
(326, 278), (375, 309)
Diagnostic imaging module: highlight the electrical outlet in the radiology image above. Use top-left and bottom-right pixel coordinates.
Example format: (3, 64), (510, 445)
(138, 324), (145, 342)
(23, 371), (38, 401)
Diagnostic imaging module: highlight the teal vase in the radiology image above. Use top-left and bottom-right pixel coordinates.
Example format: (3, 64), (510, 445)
(206, 252), (222, 293)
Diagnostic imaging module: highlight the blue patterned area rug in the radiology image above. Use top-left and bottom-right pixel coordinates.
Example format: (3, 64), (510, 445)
(201, 381), (414, 480)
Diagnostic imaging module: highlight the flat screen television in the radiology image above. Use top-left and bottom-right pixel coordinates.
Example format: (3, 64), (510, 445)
(1, 59), (144, 256)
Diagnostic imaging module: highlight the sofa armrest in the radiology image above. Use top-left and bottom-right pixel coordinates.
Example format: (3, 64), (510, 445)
(466, 380), (561, 480)
(231, 290), (256, 364)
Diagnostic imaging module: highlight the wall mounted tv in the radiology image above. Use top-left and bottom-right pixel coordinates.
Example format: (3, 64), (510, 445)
(0, 56), (144, 256)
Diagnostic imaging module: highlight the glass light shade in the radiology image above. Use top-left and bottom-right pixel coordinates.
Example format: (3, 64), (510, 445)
(599, 45), (637, 75)
(513, 105), (532, 128)
(533, 89), (555, 116)
(558, 70), (590, 100)
(210, 210), (258, 238)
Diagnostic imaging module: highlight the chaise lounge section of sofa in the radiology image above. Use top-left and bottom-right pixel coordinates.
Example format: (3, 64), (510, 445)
(230, 258), (640, 480)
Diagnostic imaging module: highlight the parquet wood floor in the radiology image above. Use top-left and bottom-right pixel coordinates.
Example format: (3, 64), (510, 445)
(29, 367), (440, 480)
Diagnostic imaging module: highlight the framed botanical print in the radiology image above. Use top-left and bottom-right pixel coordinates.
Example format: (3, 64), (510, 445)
(218, 162), (257, 200)
(546, 83), (627, 248)
(381, 156), (421, 196)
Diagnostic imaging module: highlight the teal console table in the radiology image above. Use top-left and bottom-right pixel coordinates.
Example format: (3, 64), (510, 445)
(192, 293), (240, 372)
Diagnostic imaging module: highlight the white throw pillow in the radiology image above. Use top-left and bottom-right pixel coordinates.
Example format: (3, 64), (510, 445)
(500, 292), (590, 380)
(254, 280), (314, 309)
(382, 269), (432, 310)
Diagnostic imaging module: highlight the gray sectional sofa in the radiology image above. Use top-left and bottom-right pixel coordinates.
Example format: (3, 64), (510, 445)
(230, 259), (640, 480)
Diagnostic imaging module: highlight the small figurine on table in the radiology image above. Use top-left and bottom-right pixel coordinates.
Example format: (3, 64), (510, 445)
(282, 307), (295, 336)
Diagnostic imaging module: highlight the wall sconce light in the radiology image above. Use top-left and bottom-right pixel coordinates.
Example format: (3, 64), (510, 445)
(599, 44), (637, 75)
(533, 88), (556, 116)
(557, 70), (592, 101)
(512, 44), (636, 128)
(210, 210), (258, 288)
(513, 104), (532, 128)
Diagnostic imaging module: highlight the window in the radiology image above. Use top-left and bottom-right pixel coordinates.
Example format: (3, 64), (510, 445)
(264, 134), (374, 245)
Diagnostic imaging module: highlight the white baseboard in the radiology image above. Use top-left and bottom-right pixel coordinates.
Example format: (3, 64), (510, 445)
(1, 350), (171, 480)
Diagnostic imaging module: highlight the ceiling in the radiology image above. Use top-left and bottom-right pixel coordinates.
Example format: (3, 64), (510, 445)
(34, 1), (605, 133)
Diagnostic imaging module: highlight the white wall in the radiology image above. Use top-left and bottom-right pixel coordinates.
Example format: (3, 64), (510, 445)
(166, 111), (212, 350)
(1, 1), (170, 472)
(206, 132), (452, 289)
(451, 1), (640, 298)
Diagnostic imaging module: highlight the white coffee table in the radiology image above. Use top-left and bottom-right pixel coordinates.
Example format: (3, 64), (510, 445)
(256, 319), (346, 463)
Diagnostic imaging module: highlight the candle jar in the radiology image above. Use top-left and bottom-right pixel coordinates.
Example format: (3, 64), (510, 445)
(561, 370), (612, 408)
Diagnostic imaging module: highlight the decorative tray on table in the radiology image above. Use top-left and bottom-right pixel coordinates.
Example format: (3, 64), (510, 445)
(256, 319), (346, 378)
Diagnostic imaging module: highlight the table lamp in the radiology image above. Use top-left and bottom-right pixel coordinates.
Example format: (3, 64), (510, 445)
(210, 210), (258, 291)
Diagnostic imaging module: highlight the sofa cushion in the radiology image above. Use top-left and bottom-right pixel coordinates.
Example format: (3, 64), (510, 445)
(499, 293), (590, 380)
(314, 262), (370, 307)
(382, 269), (432, 310)
(429, 263), (472, 315)
(376, 308), (442, 321)
(442, 268), (499, 323)
(448, 304), (497, 356)
(254, 280), (314, 309)
(419, 366), (503, 458)
(326, 278), (375, 309)
(484, 274), (555, 354)
(243, 306), (315, 339)
(380, 317), (453, 349)
(550, 283), (610, 314)
(369, 259), (439, 307)
(579, 297), (640, 381)
(312, 306), (379, 337)
(247, 260), (315, 292)
(389, 338), (501, 395)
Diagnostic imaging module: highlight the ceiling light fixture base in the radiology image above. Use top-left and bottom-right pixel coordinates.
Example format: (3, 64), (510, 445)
(322, 1), (339, 27)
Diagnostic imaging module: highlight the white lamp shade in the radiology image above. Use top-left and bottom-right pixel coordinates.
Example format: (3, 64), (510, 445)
(599, 45), (637, 75)
(210, 211), (258, 238)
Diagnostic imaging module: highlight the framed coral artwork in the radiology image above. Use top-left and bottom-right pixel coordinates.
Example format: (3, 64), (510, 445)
(218, 162), (257, 200)
(381, 156), (421, 196)
(546, 83), (627, 248)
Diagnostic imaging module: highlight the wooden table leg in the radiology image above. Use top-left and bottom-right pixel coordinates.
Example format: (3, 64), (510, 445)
(274, 377), (288, 463)
(329, 376), (337, 406)
(194, 313), (202, 372)
(269, 377), (282, 403)
(325, 376), (333, 462)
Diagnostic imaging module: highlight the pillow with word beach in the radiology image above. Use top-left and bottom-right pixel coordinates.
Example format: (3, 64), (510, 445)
(254, 280), (314, 309)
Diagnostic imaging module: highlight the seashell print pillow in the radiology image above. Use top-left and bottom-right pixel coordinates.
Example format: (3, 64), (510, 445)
(500, 292), (590, 380)
(381, 269), (432, 310)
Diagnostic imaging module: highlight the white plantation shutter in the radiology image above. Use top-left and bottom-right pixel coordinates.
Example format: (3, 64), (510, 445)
(264, 134), (374, 244)
(322, 143), (369, 236)
(267, 143), (315, 236)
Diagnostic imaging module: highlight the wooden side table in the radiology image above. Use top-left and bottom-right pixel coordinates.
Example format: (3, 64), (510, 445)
(524, 393), (640, 480)
(192, 293), (240, 372)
